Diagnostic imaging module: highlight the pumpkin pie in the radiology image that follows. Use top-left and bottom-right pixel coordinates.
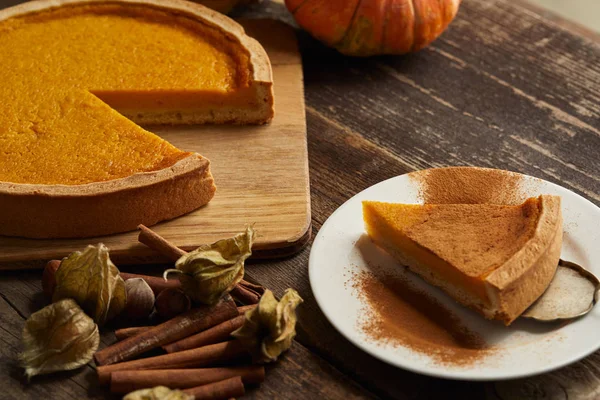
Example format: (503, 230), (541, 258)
(0, 0), (274, 238)
(362, 195), (563, 325)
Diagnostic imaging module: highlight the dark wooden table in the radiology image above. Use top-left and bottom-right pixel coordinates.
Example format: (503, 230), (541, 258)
(2, 0), (599, 399)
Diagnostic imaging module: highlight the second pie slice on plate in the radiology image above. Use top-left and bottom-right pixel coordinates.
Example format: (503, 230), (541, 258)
(362, 195), (563, 325)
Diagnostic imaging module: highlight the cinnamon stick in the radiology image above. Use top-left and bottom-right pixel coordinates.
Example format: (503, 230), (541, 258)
(183, 377), (245, 400)
(120, 272), (181, 295)
(110, 366), (264, 393)
(97, 341), (247, 385)
(137, 225), (265, 305)
(138, 224), (186, 261)
(230, 284), (261, 305)
(114, 326), (152, 341)
(239, 279), (265, 295)
(164, 315), (245, 353)
(94, 296), (238, 366)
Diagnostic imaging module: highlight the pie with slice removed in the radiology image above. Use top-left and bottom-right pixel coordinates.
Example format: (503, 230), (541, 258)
(362, 195), (563, 325)
(0, 0), (274, 238)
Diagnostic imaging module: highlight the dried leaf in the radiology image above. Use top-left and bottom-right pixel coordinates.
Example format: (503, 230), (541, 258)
(20, 298), (99, 379)
(232, 288), (303, 363)
(164, 227), (255, 304)
(53, 244), (126, 326)
(123, 386), (193, 400)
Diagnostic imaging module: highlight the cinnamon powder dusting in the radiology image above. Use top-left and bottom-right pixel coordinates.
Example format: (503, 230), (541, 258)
(351, 270), (494, 366)
(411, 167), (532, 205)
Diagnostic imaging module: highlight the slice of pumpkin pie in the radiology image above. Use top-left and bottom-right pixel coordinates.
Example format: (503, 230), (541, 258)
(362, 195), (563, 325)
(0, 0), (274, 238)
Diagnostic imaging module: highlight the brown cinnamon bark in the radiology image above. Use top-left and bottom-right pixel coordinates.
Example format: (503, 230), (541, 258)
(163, 315), (245, 353)
(137, 225), (266, 304)
(97, 341), (247, 385)
(138, 224), (186, 261)
(239, 279), (265, 295)
(231, 279), (266, 305)
(183, 377), (245, 400)
(94, 296), (238, 366)
(120, 272), (181, 295)
(114, 326), (152, 341)
(110, 366), (264, 393)
(230, 284), (261, 305)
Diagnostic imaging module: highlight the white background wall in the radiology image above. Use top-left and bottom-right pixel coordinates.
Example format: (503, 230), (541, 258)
(529, 0), (600, 32)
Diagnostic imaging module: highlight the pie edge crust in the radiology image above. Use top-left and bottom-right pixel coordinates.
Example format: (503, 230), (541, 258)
(0, 155), (217, 238)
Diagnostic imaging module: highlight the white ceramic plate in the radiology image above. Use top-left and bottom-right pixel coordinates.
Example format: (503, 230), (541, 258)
(309, 168), (600, 380)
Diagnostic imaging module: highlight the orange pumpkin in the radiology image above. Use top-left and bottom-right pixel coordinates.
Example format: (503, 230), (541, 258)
(285, 0), (461, 56)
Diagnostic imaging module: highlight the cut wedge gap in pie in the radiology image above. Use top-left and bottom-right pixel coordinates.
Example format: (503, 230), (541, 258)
(0, 0), (274, 238)
(362, 195), (563, 325)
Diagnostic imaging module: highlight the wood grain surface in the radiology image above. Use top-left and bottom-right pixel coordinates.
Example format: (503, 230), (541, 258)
(0, 18), (310, 267)
(1, 0), (599, 399)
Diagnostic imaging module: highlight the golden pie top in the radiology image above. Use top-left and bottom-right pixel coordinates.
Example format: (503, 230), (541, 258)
(402, 199), (540, 278)
(0, 3), (252, 185)
(363, 198), (542, 279)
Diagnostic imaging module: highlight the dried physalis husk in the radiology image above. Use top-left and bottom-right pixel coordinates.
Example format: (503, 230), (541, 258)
(53, 244), (126, 326)
(123, 386), (193, 400)
(164, 227), (255, 305)
(232, 288), (303, 363)
(20, 298), (99, 379)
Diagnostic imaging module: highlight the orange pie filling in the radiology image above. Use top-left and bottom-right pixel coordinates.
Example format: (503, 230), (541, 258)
(0, 3), (255, 186)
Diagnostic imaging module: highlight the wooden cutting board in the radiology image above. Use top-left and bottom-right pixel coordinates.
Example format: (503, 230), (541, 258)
(0, 19), (310, 269)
